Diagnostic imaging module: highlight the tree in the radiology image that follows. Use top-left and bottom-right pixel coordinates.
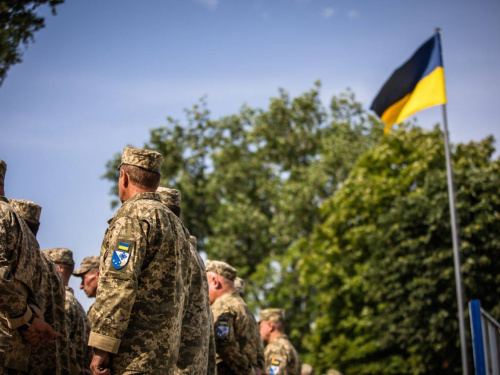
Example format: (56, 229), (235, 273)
(103, 84), (383, 316)
(0, 0), (64, 85)
(294, 125), (500, 374)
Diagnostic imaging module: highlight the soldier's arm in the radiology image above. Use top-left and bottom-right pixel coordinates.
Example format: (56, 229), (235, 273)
(88, 216), (147, 354)
(0, 210), (34, 329)
(264, 345), (290, 375)
(214, 312), (253, 374)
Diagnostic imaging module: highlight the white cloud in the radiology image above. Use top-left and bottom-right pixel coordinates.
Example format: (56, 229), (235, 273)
(196, 0), (219, 10)
(321, 7), (335, 18)
(348, 9), (359, 19)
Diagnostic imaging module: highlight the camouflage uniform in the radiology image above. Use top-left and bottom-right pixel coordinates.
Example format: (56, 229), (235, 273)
(0, 196), (44, 373)
(44, 248), (92, 374)
(8, 199), (78, 375)
(208, 261), (264, 375)
(157, 188), (212, 375)
(89, 147), (191, 373)
(259, 309), (301, 375)
(300, 363), (314, 375)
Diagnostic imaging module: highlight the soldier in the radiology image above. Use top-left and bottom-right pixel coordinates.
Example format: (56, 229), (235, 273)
(73, 256), (100, 314)
(8, 198), (78, 374)
(301, 363), (314, 375)
(88, 146), (191, 374)
(0, 160), (55, 374)
(233, 277), (265, 372)
(156, 187), (212, 374)
(207, 260), (265, 375)
(44, 248), (92, 374)
(259, 308), (301, 375)
(325, 370), (342, 375)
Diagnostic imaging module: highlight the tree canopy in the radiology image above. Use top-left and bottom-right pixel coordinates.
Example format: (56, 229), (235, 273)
(104, 85), (500, 375)
(0, 0), (64, 85)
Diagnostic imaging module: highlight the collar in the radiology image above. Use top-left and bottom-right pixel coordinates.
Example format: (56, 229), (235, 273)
(65, 286), (74, 294)
(122, 192), (161, 206)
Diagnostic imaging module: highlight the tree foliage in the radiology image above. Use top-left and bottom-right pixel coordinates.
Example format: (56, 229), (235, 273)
(294, 125), (500, 374)
(0, 0), (64, 85)
(103, 83), (383, 300)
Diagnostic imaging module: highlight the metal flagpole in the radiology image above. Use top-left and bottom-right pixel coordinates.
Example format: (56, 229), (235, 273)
(436, 28), (469, 375)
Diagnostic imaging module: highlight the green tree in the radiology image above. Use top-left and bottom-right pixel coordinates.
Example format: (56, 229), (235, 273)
(0, 0), (64, 85)
(103, 84), (383, 319)
(295, 125), (500, 374)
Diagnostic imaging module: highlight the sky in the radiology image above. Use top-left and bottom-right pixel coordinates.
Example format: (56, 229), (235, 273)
(1, 0), (499, 311)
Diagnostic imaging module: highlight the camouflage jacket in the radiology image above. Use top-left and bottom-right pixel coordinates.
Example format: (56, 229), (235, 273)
(29, 254), (80, 375)
(175, 245), (211, 374)
(89, 192), (191, 373)
(208, 309), (217, 375)
(0, 197), (44, 372)
(65, 287), (92, 374)
(264, 334), (301, 375)
(211, 291), (264, 375)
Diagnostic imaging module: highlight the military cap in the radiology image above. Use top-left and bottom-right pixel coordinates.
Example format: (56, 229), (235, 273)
(9, 199), (42, 222)
(301, 364), (314, 375)
(157, 187), (181, 207)
(43, 248), (75, 267)
(73, 256), (100, 276)
(189, 235), (197, 250)
(259, 308), (285, 323)
(234, 277), (246, 297)
(206, 260), (237, 282)
(119, 146), (162, 173)
(0, 159), (6, 186)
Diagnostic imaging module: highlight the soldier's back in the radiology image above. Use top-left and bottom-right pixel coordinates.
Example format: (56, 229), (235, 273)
(65, 286), (91, 374)
(265, 335), (301, 375)
(211, 292), (261, 375)
(90, 193), (191, 373)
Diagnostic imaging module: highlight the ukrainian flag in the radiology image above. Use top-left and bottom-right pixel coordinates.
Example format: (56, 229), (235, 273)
(371, 33), (447, 133)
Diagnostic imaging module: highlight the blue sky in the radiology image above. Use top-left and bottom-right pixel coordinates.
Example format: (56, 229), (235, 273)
(1, 0), (499, 310)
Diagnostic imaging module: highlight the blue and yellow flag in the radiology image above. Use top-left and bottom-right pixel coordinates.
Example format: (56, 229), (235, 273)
(371, 33), (447, 133)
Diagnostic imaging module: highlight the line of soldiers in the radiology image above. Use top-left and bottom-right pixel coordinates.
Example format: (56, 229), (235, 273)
(0, 146), (306, 374)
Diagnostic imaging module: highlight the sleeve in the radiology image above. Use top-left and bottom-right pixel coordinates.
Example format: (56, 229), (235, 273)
(214, 311), (252, 374)
(265, 345), (288, 375)
(0, 208), (32, 328)
(88, 216), (148, 354)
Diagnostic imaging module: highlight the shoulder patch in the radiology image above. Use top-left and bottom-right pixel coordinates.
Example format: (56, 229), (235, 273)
(270, 357), (282, 375)
(112, 250), (130, 270)
(215, 318), (230, 341)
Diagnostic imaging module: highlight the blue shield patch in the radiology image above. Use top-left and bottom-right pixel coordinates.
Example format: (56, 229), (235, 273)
(112, 250), (131, 270)
(216, 319), (230, 340)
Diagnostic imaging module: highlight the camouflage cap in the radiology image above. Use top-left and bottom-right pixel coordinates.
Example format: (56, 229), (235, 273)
(259, 308), (285, 323)
(206, 260), (237, 282)
(43, 248), (75, 267)
(119, 146), (162, 173)
(9, 199), (42, 222)
(301, 364), (314, 375)
(189, 235), (197, 250)
(0, 159), (6, 186)
(73, 256), (100, 276)
(234, 277), (246, 297)
(156, 187), (181, 207)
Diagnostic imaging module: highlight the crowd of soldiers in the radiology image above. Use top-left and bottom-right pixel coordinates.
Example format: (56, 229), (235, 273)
(0, 146), (339, 375)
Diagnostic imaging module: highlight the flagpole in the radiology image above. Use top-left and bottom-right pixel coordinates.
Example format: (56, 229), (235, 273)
(436, 27), (469, 375)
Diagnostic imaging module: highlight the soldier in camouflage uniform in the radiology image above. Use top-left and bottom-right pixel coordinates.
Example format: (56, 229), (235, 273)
(259, 309), (301, 375)
(88, 146), (191, 374)
(9, 199), (79, 375)
(44, 248), (92, 374)
(207, 260), (265, 375)
(156, 187), (212, 374)
(73, 256), (100, 315)
(234, 277), (246, 298)
(0, 160), (55, 374)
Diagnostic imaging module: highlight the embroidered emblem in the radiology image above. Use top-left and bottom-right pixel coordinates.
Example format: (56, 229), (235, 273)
(216, 319), (229, 340)
(118, 242), (130, 251)
(112, 250), (130, 270)
(270, 357), (281, 375)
